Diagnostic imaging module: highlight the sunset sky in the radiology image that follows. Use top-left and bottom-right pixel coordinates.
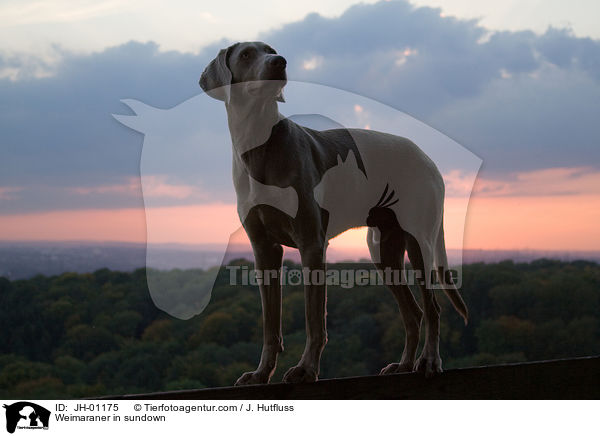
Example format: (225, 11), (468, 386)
(1, 0), (599, 253)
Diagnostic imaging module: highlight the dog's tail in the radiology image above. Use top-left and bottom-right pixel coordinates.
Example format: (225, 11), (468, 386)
(435, 218), (468, 325)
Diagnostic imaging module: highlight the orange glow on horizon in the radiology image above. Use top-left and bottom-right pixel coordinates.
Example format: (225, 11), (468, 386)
(0, 195), (599, 251)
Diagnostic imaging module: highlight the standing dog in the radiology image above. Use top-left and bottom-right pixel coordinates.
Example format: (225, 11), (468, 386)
(199, 41), (467, 384)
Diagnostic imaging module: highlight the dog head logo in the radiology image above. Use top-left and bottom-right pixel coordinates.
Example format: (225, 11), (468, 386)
(113, 80), (481, 320)
(3, 402), (50, 434)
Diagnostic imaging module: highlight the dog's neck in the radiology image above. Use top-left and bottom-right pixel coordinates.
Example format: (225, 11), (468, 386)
(225, 94), (283, 155)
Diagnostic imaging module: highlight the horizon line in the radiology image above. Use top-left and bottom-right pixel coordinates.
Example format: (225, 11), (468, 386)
(1, 239), (600, 255)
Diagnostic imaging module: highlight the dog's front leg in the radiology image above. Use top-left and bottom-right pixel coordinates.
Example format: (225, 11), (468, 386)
(283, 244), (327, 383)
(235, 241), (284, 386)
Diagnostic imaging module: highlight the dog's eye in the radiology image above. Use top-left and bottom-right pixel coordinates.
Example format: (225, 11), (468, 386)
(241, 52), (250, 60)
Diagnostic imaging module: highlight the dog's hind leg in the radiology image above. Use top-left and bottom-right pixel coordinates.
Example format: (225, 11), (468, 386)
(406, 233), (443, 377)
(367, 227), (423, 374)
(235, 239), (284, 386)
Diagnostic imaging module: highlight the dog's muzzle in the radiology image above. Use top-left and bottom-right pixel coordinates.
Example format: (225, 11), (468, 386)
(264, 55), (287, 80)
(269, 55), (287, 70)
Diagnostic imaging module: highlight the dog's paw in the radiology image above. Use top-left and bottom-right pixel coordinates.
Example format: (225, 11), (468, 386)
(234, 371), (270, 386)
(282, 365), (318, 383)
(379, 362), (414, 375)
(414, 352), (443, 378)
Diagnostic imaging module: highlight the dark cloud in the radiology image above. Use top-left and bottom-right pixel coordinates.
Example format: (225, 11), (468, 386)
(263, 1), (599, 111)
(535, 27), (600, 80)
(259, 1), (600, 173)
(265, 2), (485, 57)
(0, 41), (212, 211)
(1, 0), (599, 213)
(485, 30), (538, 73)
(429, 66), (600, 173)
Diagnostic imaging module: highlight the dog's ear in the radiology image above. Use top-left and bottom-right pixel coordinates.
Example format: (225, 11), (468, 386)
(199, 44), (237, 102)
(276, 90), (285, 103)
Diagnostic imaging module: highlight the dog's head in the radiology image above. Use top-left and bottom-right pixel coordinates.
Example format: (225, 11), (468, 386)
(199, 41), (287, 104)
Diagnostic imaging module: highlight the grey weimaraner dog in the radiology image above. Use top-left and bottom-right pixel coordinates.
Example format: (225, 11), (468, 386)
(199, 41), (467, 384)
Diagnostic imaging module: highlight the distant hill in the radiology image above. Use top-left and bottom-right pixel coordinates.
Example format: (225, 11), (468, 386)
(0, 240), (599, 279)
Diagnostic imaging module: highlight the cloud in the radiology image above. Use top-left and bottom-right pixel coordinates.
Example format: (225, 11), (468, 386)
(536, 27), (600, 80)
(0, 49), (58, 80)
(1, 0), (599, 215)
(428, 63), (600, 173)
(0, 0), (124, 26)
(69, 180), (138, 196)
(475, 167), (600, 197)
(140, 175), (208, 200)
(258, 1), (600, 173)
(0, 41), (210, 198)
(443, 170), (480, 198)
(69, 175), (205, 200)
(0, 187), (23, 200)
(302, 55), (323, 70)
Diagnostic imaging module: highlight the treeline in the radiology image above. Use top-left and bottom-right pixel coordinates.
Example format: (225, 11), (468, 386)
(0, 259), (598, 398)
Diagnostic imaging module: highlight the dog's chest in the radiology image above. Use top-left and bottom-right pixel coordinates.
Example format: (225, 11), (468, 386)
(231, 119), (371, 242)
